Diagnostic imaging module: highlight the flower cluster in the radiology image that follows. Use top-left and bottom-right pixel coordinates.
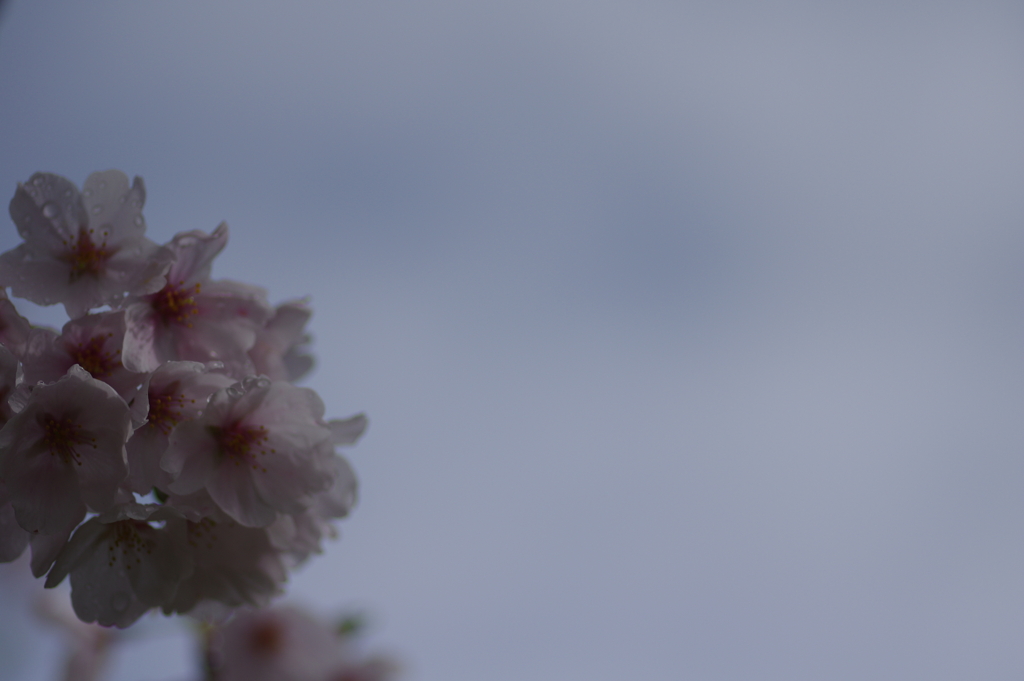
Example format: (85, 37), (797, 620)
(0, 171), (364, 628)
(210, 605), (398, 681)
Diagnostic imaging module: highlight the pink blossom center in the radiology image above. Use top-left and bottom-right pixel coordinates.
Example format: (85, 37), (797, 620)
(68, 334), (119, 378)
(248, 620), (284, 656)
(40, 414), (94, 465)
(213, 422), (270, 470)
(151, 281), (201, 326)
(146, 384), (189, 434)
(186, 517), (218, 550)
(108, 521), (155, 570)
(60, 227), (112, 281)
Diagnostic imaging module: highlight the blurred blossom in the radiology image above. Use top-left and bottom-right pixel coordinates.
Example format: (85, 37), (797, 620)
(35, 589), (118, 681)
(214, 605), (398, 681)
(0, 171), (368, 636)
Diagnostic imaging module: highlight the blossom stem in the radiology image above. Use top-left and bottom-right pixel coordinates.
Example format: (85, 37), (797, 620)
(201, 623), (222, 681)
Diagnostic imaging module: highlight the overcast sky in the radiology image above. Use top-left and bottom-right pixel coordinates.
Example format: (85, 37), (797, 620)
(1, 2), (1024, 680)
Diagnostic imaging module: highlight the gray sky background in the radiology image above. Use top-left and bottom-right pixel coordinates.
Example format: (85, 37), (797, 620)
(1, 1), (1023, 680)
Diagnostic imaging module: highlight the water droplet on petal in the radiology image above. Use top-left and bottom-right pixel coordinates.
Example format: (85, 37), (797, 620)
(111, 592), (130, 613)
(41, 202), (60, 219)
(91, 205), (103, 215)
(32, 176), (45, 187)
(241, 376), (270, 391)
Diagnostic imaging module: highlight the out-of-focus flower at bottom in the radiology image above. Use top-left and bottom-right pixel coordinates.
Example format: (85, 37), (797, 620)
(212, 605), (399, 681)
(34, 589), (118, 681)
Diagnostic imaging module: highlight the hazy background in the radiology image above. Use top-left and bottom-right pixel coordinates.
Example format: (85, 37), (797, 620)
(1, 1), (1023, 679)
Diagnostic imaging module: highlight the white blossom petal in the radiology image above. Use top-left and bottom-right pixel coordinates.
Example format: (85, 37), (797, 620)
(313, 453), (358, 520)
(326, 414), (368, 446)
(29, 500), (86, 578)
(163, 222), (229, 287)
(9, 454), (83, 535)
(45, 516), (107, 589)
(8, 173), (88, 252)
(249, 300), (314, 382)
(163, 420), (221, 494)
(68, 547), (151, 628)
(207, 464), (277, 528)
(162, 518), (285, 614)
(0, 290), (31, 358)
(0, 501), (29, 562)
(80, 171), (145, 245)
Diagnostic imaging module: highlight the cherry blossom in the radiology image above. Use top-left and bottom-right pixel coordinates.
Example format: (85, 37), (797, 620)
(217, 605), (345, 681)
(121, 223), (271, 377)
(162, 376), (335, 527)
(125, 361), (235, 494)
(0, 168), (370, 639)
(0, 366), (131, 535)
(21, 311), (143, 401)
(214, 605), (399, 681)
(0, 171), (172, 318)
(46, 503), (191, 628)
